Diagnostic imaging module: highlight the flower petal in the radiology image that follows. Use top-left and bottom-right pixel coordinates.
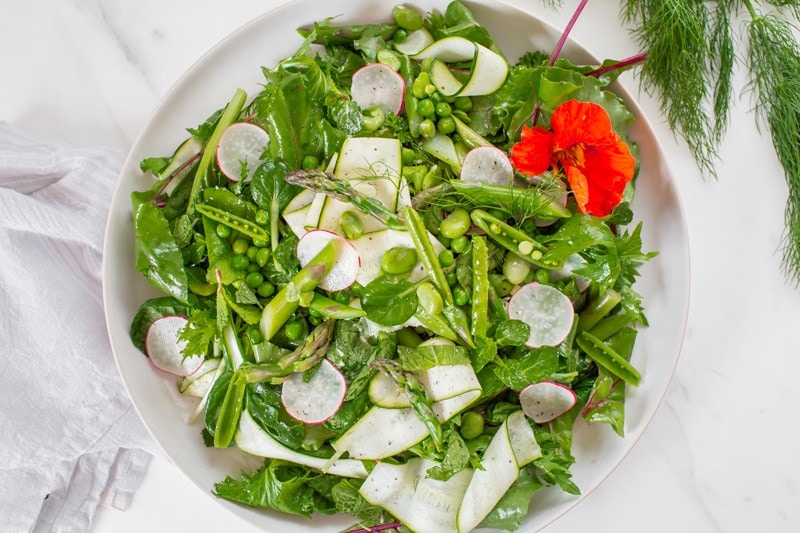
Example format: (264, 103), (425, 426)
(551, 100), (614, 150)
(510, 126), (554, 176)
(565, 137), (635, 217)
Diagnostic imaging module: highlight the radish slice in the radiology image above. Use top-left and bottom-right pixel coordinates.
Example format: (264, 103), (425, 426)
(460, 145), (514, 186)
(296, 229), (361, 291)
(519, 381), (577, 424)
(351, 63), (405, 116)
(281, 359), (347, 425)
(507, 282), (574, 348)
(145, 316), (203, 376)
(215, 122), (269, 182)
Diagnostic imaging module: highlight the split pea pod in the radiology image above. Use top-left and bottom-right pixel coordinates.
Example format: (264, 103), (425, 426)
(259, 240), (336, 341)
(196, 203), (268, 241)
(470, 209), (555, 269)
(213, 370), (247, 448)
(576, 331), (641, 386)
(578, 288), (622, 332)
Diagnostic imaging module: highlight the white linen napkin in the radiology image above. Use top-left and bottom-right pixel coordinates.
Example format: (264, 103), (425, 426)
(0, 122), (160, 532)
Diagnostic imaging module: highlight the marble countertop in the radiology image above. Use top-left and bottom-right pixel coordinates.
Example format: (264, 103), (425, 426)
(4, 1), (800, 531)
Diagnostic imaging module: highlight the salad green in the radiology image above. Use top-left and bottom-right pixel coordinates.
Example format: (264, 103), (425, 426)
(129, 2), (657, 531)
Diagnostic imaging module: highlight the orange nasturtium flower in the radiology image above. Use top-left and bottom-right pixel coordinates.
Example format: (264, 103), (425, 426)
(510, 100), (635, 217)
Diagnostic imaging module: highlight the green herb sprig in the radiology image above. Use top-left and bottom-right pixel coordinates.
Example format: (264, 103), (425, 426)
(547, 0), (800, 284)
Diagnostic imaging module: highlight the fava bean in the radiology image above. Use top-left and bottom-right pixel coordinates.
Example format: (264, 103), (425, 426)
(381, 246), (419, 275)
(460, 411), (484, 439)
(439, 207), (471, 239)
(416, 281), (444, 315)
(340, 210), (364, 240)
(392, 5), (423, 30)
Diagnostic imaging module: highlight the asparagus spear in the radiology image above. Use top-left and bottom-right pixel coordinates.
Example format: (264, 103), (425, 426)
(259, 240), (337, 341)
(284, 169), (406, 229)
(370, 359), (443, 451)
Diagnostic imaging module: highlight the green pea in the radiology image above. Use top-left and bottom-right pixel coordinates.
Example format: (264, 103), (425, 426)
(231, 254), (250, 271)
(392, 5), (423, 30)
(437, 116), (456, 135)
(454, 96), (473, 112)
(460, 411), (484, 439)
(255, 209), (269, 226)
(246, 263), (260, 273)
(308, 314), (322, 326)
(535, 268), (551, 284)
(439, 207), (471, 239)
(417, 98), (435, 117)
(340, 210), (364, 240)
(232, 238), (249, 256)
(245, 271), (264, 288)
(215, 223), (232, 239)
(255, 247), (271, 267)
(284, 321), (304, 341)
(453, 286), (470, 306)
(246, 246), (259, 261)
(445, 271), (458, 287)
(416, 282), (444, 315)
(302, 155), (320, 170)
(425, 84), (438, 97)
(393, 28), (409, 44)
(435, 101), (452, 117)
(257, 281), (275, 298)
(381, 246), (418, 275)
(418, 118), (436, 139)
(438, 248), (455, 267)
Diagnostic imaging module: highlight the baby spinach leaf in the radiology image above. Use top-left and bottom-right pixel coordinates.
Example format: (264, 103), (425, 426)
(132, 192), (189, 303)
(359, 276), (418, 326)
(129, 296), (192, 353)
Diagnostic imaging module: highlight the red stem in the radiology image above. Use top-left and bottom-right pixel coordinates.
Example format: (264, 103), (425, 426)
(585, 51), (648, 78)
(345, 522), (403, 533)
(549, 0), (590, 66)
(532, 0), (591, 126)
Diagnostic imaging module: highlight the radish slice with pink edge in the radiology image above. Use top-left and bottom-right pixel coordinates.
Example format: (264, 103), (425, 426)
(296, 229), (361, 291)
(506, 282), (574, 348)
(145, 316), (203, 376)
(351, 63), (405, 116)
(216, 122), (269, 182)
(519, 381), (577, 424)
(281, 359), (347, 425)
(460, 145), (514, 186)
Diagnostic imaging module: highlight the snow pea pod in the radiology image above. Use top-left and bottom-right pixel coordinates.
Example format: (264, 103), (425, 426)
(470, 236), (489, 338)
(576, 331), (641, 386)
(196, 203), (268, 242)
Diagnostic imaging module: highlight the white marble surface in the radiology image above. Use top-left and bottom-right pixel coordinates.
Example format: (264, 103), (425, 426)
(4, 0), (800, 531)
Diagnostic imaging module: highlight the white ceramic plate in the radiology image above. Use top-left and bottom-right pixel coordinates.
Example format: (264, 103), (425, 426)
(103, 0), (690, 531)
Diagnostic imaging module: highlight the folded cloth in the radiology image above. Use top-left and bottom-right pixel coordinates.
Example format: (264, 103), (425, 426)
(0, 123), (160, 532)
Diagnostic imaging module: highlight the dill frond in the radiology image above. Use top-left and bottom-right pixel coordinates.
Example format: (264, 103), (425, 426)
(746, 12), (800, 282)
(622, 0), (719, 177)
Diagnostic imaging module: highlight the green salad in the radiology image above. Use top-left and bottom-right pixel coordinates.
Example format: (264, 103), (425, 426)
(129, 2), (657, 531)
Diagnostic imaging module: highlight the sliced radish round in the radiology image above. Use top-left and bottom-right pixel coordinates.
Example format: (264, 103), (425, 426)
(506, 282), (574, 348)
(281, 359), (347, 424)
(460, 146), (514, 186)
(351, 63), (405, 116)
(216, 122), (269, 182)
(296, 229), (361, 291)
(145, 316), (203, 376)
(519, 381), (577, 424)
